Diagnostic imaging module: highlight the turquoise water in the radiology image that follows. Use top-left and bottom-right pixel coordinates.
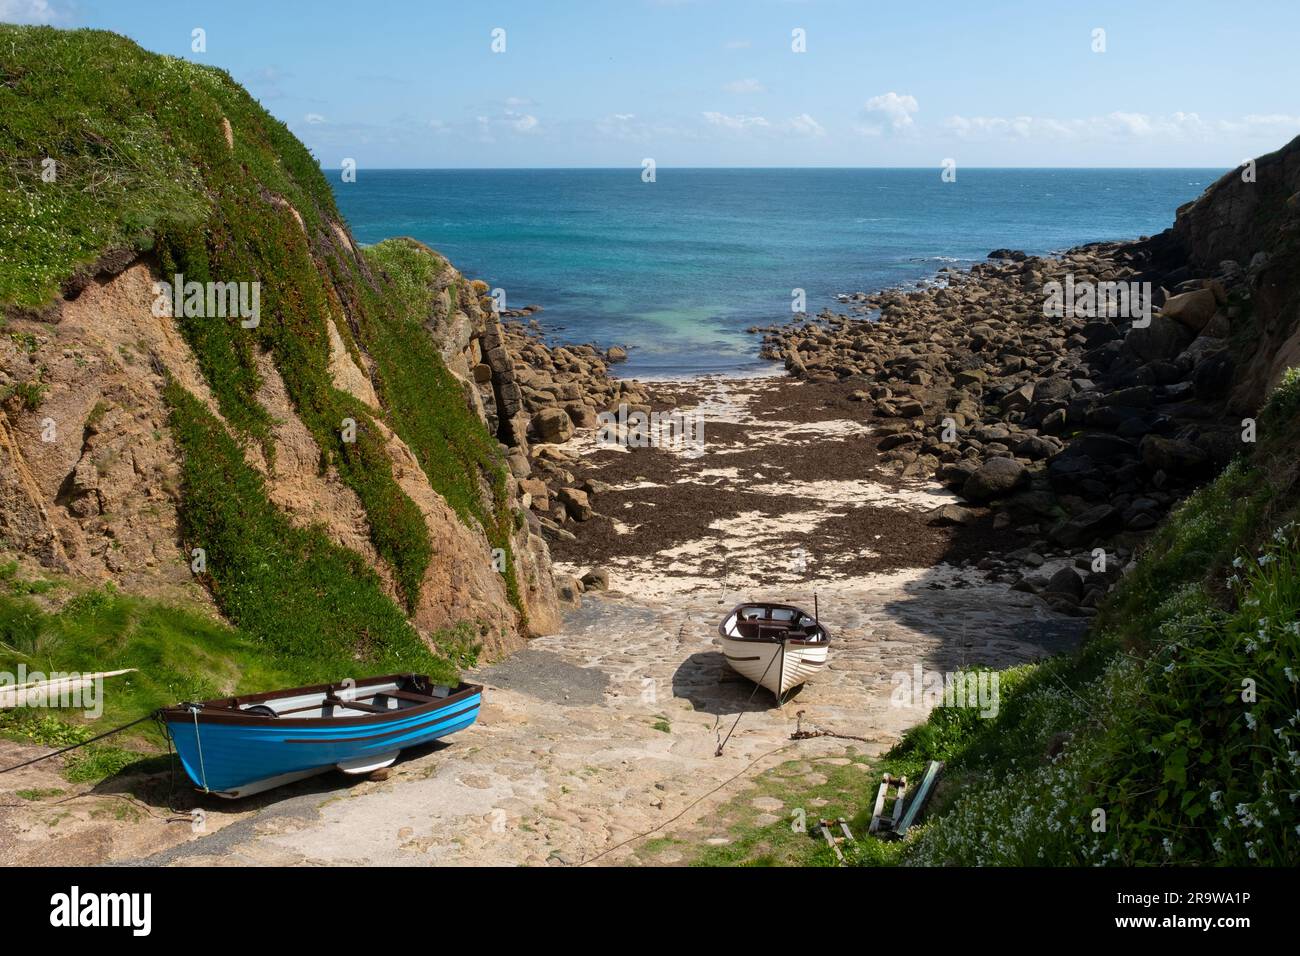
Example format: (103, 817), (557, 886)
(332, 168), (1222, 377)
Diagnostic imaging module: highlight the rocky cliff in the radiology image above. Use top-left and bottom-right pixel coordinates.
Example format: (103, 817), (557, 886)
(1165, 135), (1300, 411)
(0, 26), (559, 674)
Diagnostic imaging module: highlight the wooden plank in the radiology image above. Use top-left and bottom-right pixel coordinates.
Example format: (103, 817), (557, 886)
(324, 695), (388, 714)
(867, 775), (892, 833)
(889, 776), (909, 828)
(0, 669), (136, 708)
(896, 760), (943, 835)
(816, 816), (847, 863)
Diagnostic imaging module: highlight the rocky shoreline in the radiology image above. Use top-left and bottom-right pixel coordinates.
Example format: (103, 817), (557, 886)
(500, 229), (1263, 618)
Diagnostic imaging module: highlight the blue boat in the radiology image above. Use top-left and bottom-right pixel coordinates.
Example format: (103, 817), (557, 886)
(160, 674), (482, 798)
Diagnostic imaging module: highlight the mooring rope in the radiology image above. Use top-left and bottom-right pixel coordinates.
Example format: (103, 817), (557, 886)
(189, 705), (210, 793)
(716, 639), (782, 756)
(576, 740), (798, 866)
(0, 711), (160, 775)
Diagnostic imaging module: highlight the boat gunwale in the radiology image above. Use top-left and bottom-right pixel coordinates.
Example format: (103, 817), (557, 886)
(717, 603), (832, 646)
(159, 675), (483, 728)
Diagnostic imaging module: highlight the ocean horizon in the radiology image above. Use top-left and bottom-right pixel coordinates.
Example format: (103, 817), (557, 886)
(332, 167), (1225, 377)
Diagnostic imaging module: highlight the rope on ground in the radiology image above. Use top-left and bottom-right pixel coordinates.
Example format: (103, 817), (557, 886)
(0, 790), (180, 822)
(0, 711), (159, 776)
(715, 645), (781, 756)
(575, 741), (798, 867)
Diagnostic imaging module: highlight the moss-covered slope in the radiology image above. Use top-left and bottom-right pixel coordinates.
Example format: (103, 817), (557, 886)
(0, 25), (544, 727)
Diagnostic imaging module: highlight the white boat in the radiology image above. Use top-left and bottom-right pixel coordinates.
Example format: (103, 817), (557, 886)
(718, 602), (830, 701)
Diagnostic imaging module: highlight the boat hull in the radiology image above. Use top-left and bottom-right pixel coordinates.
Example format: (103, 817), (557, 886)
(720, 634), (828, 697)
(163, 681), (481, 798)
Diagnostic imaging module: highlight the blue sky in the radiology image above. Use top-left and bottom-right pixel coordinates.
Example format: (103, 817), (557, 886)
(5, 0), (1299, 167)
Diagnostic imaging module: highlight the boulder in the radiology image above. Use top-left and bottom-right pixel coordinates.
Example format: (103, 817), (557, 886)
(1075, 433), (1138, 462)
(1161, 288), (1218, 332)
(1192, 351), (1234, 399)
(1044, 566), (1085, 600)
(580, 567), (610, 591)
(999, 383), (1035, 412)
(557, 487), (593, 521)
(879, 432), (920, 451)
(1015, 435), (1058, 460)
(961, 457), (1028, 502)
(530, 407), (574, 444)
(928, 503), (979, 526)
(1050, 504), (1121, 546)
(1139, 435), (1208, 474)
(565, 403), (599, 429)
(519, 477), (550, 510)
(1125, 315), (1195, 363)
(555, 575), (583, 607)
(1032, 377), (1073, 402)
(938, 459), (979, 489)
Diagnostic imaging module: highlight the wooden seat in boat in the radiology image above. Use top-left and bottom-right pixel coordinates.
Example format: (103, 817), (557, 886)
(324, 695), (388, 714)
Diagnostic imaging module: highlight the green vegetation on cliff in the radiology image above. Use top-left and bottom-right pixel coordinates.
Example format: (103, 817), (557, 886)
(360, 238), (524, 619)
(0, 26), (523, 687)
(164, 379), (454, 683)
(848, 370), (1300, 866)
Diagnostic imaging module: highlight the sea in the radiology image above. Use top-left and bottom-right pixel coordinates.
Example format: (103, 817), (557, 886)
(332, 168), (1223, 379)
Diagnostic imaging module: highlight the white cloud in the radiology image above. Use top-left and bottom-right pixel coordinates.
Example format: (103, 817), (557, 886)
(786, 113), (826, 137)
(471, 110), (541, 137)
(504, 96), (535, 108)
(724, 77), (766, 95)
(0, 0), (68, 24)
(860, 92), (919, 134)
(702, 111), (771, 132)
(941, 111), (1300, 143)
(594, 113), (687, 143)
(510, 112), (539, 133)
(699, 112), (825, 139)
(304, 113), (326, 125)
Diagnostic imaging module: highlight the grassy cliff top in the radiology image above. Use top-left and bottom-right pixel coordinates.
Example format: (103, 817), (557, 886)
(0, 25), (339, 308)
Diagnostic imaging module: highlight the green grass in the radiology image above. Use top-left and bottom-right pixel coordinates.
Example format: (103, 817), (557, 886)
(0, 580), (299, 776)
(900, 521), (1299, 866)
(0, 26), (333, 309)
(843, 370), (1300, 867)
(164, 379), (454, 685)
(15, 787), (65, 800)
(682, 752), (882, 867)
